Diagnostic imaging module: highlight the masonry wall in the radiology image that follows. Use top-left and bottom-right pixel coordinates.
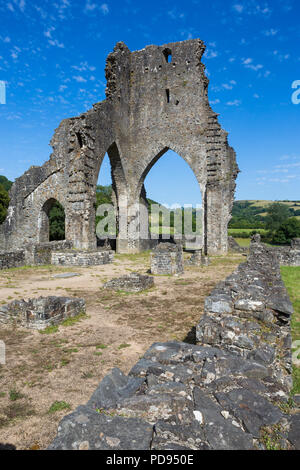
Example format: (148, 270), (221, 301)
(48, 238), (299, 451)
(0, 39), (239, 255)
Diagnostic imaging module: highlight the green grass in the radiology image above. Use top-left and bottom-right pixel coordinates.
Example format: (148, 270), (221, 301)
(48, 401), (71, 414)
(61, 312), (87, 327)
(39, 325), (59, 335)
(281, 266), (300, 395)
(9, 389), (24, 401)
(118, 343), (131, 350)
(228, 228), (267, 235)
(234, 238), (251, 247)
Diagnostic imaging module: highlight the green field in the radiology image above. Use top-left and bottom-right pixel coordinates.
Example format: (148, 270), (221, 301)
(281, 266), (300, 395)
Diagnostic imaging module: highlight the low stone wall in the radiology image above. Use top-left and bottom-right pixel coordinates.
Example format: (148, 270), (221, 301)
(0, 250), (25, 270)
(0, 241), (73, 270)
(49, 237), (299, 450)
(186, 249), (210, 266)
(271, 238), (300, 267)
(150, 243), (184, 275)
(0, 296), (85, 330)
(104, 272), (154, 292)
(24, 240), (73, 266)
(51, 250), (114, 267)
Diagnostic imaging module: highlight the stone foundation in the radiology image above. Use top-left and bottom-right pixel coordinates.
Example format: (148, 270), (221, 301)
(186, 249), (210, 266)
(0, 296), (86, 330)
(271, 238), (300, 267)
(24, 241), (73, 266)
(104, 272), (154, 293)
(0, 250), (25, 270)
(150, 243), (184, 275)
(51, 250), (114, 267)
(49, 237), (299, 450)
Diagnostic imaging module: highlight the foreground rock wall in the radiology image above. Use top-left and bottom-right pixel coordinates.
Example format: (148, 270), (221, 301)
(49, 238), (299, 450)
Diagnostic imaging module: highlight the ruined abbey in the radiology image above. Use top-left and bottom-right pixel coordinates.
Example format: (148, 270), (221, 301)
(0, 39), (239, 255)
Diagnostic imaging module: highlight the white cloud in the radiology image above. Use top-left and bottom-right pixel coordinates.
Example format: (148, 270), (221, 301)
(73, 76), (87, 83)
(264, 29), (278, 36)
(226, 99), (241, 106)
(232, 1), (272, 17)
(204, 48), (218, 59)
(84, 1), (109, 14)
(242, 58), (263, 71)
(48, 39), (65, 48)
(100, 3), (109, 15)
(232, 4), (244, 13)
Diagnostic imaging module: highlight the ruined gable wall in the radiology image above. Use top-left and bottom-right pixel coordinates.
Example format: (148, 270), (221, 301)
(1, 39), (239, 254)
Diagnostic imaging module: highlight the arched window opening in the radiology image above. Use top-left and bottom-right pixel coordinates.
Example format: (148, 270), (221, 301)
(166, 89), (170, 103)
(76, 132), (83, 148)
(142, 150), (203, 248)
(163, 48), (172, 63)
(40, 199), (65, 242)
(96, 143), (125, 250)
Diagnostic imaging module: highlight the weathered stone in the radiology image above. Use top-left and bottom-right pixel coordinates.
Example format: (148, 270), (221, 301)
(87, 368), (145, 410)
(48, 405), (153, 450)
(51, 250), (114, 266)
(0, 39), (238, 256)
(288, 414), (300, 450)
(104, 272), (154, 292)
(49, 237), (294, 451)
(214, 388), (283, 438)
(0, 296), (85, 330)
(150, 243), (184, 275)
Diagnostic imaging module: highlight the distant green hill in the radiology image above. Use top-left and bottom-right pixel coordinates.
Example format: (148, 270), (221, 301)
(230, 200), (300, 229)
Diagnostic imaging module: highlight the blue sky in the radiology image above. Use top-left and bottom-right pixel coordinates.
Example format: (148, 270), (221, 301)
(0, 0), (300, 206)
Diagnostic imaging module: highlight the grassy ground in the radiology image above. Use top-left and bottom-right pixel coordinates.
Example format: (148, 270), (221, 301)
(280, 266), (300, 395)
(228, 228), (267, 235)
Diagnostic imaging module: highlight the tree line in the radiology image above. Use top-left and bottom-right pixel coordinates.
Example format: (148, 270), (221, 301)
(1, 177), (300, 245)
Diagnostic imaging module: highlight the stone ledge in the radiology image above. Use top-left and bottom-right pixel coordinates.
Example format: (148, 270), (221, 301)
(51, 250), (114, 266)
(0, 296), (86, 330)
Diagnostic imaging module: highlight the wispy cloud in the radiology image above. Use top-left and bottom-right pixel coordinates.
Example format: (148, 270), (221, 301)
(84, 1), (109, 14)
(263, 28), (278, 36)
(232, 1), (272, 16)
(226, 99), (241, 106)
(242, 58), (263, 71)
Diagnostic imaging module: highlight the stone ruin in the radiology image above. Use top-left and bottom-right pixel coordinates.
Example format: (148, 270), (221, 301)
(104, 272), (154, 293)
(0, 39), (239, 263)
(51, 249), (114, 267)
(48, 237), (299, 450)
(228, 235), (247, 254)
(150, 243), (184, 275)
(186, 249), (210, 266)
(0, 296), (85, 330)
(271, 238), (300, 267)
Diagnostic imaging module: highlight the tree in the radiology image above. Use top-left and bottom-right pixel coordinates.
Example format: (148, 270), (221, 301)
(272, 217), (300, 245)
(265, 203), (291, 233)
(0, 184), (9, 224)
(0, 175), (13, 192)
(49, 202), (65, 241)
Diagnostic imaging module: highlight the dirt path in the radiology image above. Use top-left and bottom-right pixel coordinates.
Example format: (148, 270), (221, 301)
(0, 251), (244, 449)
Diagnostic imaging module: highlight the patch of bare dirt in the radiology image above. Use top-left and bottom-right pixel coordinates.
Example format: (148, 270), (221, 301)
(0, 252), (244, 449)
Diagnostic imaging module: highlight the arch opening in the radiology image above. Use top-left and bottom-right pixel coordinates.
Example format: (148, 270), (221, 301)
(139, 149), (204, 250)
(39, 198), (65, 243)
(95, 142), (127, 251)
